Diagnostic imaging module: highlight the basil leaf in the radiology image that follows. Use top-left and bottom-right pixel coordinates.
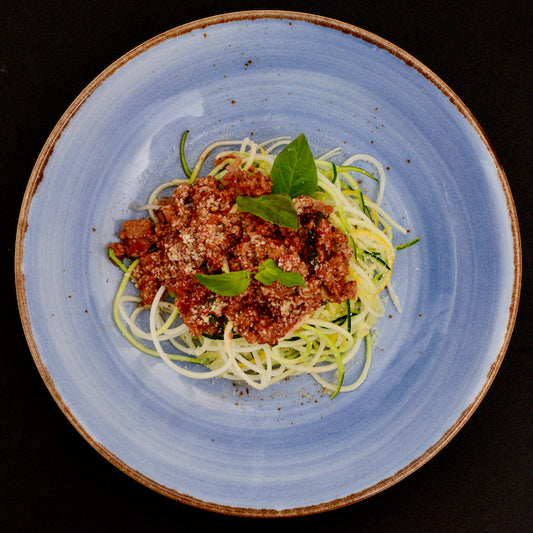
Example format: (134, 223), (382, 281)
(255, 259), (306, 287)
(236, 193), (299, 230)
(195, 271), (251, 296)
(194, 260), (305, 297)
(270, 133), (317, 197)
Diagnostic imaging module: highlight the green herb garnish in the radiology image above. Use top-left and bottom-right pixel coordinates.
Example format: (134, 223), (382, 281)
(195, 259), (305, 296)
(232, 134), (320, 230)
(195, 271), (251, 296)
(236, 193), (299, 230)
(270, 133), (317, 197)
(254, 259), (305, 287)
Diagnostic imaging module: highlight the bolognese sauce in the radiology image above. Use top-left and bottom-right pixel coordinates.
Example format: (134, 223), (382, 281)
(109, 163), (356, 345)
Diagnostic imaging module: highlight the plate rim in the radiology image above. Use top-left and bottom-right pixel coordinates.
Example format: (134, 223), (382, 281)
(14, 9), (522, 517)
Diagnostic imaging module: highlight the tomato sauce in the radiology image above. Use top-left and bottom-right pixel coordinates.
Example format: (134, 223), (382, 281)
(109, 164), (356, 345)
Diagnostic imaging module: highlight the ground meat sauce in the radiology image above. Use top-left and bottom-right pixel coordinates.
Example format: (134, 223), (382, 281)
(109, 163), (357, 345)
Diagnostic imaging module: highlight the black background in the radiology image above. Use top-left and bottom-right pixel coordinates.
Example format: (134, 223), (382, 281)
(2, 1), (532, 531)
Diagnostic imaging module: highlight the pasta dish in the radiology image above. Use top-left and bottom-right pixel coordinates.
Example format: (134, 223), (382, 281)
(108, 132), (418, 397)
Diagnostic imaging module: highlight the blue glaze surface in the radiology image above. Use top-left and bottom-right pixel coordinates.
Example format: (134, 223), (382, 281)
(17, 13), (519, 514)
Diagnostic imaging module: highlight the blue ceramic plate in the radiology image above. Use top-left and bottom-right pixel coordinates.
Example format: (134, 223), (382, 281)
(15, 12), (520, 516)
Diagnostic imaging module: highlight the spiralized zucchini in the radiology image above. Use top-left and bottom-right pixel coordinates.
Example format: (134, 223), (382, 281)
(111, 135), (416, 397)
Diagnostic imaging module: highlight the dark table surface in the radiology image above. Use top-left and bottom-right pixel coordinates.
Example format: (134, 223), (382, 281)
(2, 1), (531, 531)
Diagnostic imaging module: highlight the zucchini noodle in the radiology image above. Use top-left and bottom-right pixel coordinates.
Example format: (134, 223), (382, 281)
(112, 134), (415, 397)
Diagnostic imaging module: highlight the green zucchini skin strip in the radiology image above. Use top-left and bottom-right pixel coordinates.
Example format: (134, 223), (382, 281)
(352, 333), (373, 390)
(303, 325), (345, 399)
(180, 129), (192, 178)
(362, 249), (391, 270)
(331, 162), (338, 183)
(108, 247), (128, 273)
(395, 237), (420, 250)
(112, 259), (200, 363)
(339, 165), (379, 183)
